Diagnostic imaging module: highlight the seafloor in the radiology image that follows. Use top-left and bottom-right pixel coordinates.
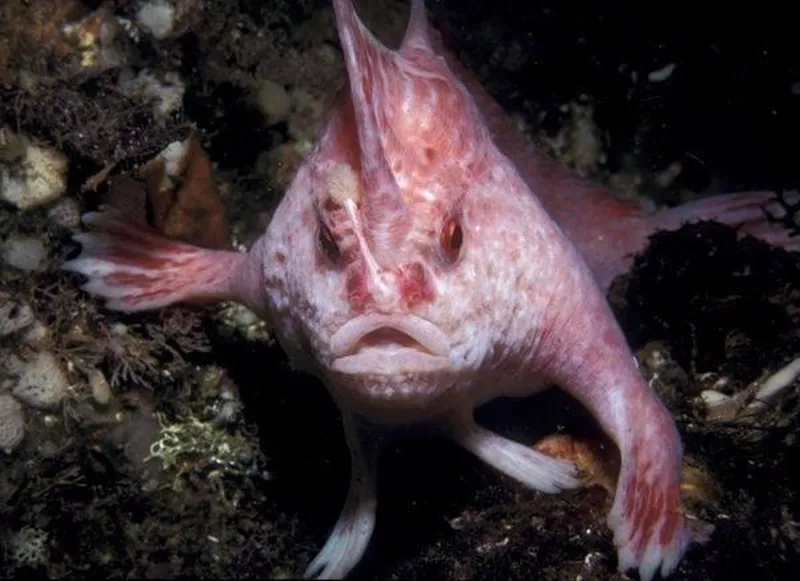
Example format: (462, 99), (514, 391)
(1, 1), (798, 579)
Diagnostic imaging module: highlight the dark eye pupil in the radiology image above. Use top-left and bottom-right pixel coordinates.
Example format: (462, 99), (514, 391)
(319, 223), (340, 263)
(449, 222), (463, 251)
(442, 218), (463, 262)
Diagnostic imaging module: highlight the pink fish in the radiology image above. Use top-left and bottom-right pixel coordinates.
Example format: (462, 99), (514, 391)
(62, 0), (796, 579)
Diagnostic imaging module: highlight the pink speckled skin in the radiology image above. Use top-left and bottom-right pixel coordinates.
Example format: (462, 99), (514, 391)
(247, 4), (688, 577)
(64, 1), (800, 579)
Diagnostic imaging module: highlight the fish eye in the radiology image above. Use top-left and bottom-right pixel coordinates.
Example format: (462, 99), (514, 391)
(318, 221), (341, 264)
(440, 216), (463, 263)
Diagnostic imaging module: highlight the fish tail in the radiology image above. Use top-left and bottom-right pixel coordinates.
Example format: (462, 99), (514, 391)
(61, 207), (245, 312)
(650, 189), (800, 251)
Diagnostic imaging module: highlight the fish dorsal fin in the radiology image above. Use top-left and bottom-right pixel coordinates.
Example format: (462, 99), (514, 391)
(400, 0), (433, 53)
(332, 0), (487, 246)
(332, 0), (407, 231)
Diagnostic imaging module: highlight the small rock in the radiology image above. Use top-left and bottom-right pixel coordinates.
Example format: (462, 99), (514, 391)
(0, 393), (25, 454)
(111, 322), (129, 337)
(2, 235), (48, 271)
(700, 389), (731, 407)
(89, 368), (112, 406)
(0, 134), (68, 210)
(136, 0), (177, 40)
(47, 197), (82, 229)
(11, 351), (70, 410)
(0, 298), (35, 337)
(254, 79), (292, 124)
(698, 389), (738, 421)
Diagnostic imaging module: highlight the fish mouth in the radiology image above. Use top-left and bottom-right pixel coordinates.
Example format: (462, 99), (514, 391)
(329, 314), (451, 375)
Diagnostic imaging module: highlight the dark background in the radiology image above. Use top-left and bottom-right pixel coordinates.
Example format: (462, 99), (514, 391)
(430, 0), (798, 197)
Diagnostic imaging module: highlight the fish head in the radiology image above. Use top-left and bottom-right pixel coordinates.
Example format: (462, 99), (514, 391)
(267, 0), (560, 420)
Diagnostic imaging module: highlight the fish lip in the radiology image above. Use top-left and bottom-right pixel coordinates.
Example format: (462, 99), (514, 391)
(331, 350), (450, 375)
(329, 313), (450, 371)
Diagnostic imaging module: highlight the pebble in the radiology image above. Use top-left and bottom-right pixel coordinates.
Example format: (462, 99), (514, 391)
(0, 136), (68, 210)
(699, 389), (738, 421)
(2, 235), (48, 271)
(136, 0), (177, 40)
(0, 298), (35, 337)
(0, 393), (25, 454)
(254, 78), (292, 124)
(10, 351), (70, 410)
(89, 368), (112, 406)
(47, 197), (82, 229)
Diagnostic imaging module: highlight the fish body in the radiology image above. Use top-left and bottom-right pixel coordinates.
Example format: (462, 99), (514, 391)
(63, 1), (797, 579)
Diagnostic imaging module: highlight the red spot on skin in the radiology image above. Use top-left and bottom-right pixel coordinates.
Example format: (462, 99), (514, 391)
(620, 412), (683, 559)
(105, 249), (175, 270)
(345, 262), (433, 311)
(660, 503), (681, 546)
(398, 262), (434, 308)
(346, 267), (370, 310)
(106, 272), (151, 286)
(275, 251), (286, 264)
